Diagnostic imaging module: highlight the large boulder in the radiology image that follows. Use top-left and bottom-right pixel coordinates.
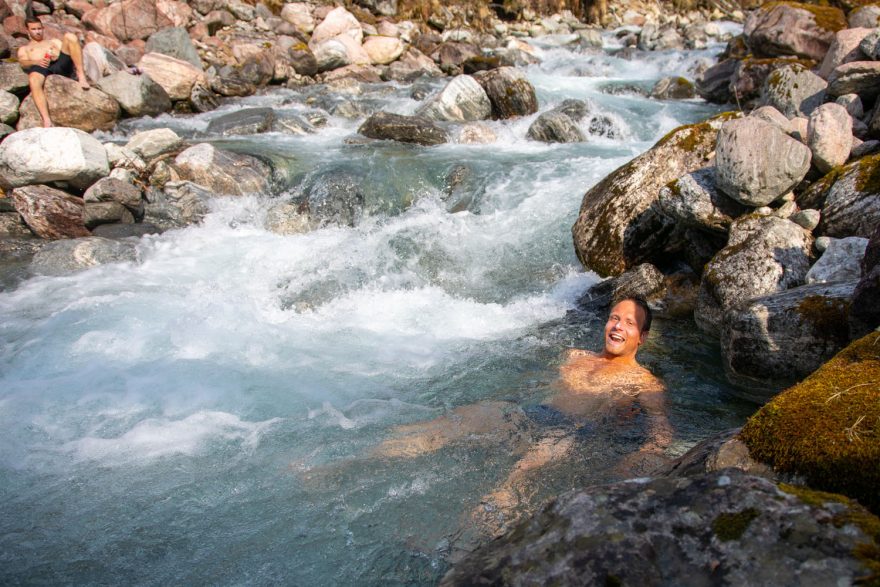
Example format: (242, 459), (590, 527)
(82, 0), (175, 42)
(743, 2), (846, 61)
(657, 167), (748, 235)
(125, 128), (183, 161)
(649, 76), (695, 100)
(358, 111), (447, 146)
(0, 88), (17, 124)
(443, 470), (880, 586)
(30, 237), (138, 275)
(720, 280), (857, 396)
(142, 181), (212, 229)
(473, 67), (538, 120)
(849, 4), (880, 28)
(0, 127), (109, 189)
(572, 113), (739, 277)
(807, 102), (853, 174)
(760, 63), (826, 118)
(849, 224), (880, 337)
(137, 52), (206, 101)
(740, 331), (880, 513)
(695, 214), (813, 335)
(310, 6), (363, 46)
(816, 153), (880, 238)
(806, 236), (870, 284)
(416, 75), (492, 122)
(310, 35), (370, 72)
(82, 42), (127, 84)
(17, 77), (120, 132)
(715, 117), (812, 207)
(95, 71), (172, 118)
(172, 143), (271, 196)
(144, 26), (201, 68)
(817, 27), (871, 80)
(11, 185), (90, 239)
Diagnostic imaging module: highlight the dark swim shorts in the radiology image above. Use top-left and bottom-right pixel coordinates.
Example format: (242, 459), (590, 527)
(24, 52), (75, 78)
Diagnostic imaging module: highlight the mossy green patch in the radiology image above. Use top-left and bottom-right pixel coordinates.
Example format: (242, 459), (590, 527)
(712, 508), (760, 541)
(853, 153), (880, 194)
(797, 295), (850, 343)
(759, 2), (847, 32)
(741, 332), (880, 513)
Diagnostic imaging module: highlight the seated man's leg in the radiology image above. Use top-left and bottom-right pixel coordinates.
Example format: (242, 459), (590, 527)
(27, 71), (52, 127)
(61, 32), (89, 89)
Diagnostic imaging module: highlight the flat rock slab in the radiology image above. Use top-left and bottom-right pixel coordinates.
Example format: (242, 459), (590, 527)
(443, 470), (878, 587)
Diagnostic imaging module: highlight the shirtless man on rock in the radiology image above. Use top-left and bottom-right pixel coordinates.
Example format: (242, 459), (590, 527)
(17, 17), (90, 128)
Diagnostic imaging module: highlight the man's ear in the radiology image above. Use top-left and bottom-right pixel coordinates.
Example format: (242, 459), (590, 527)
(638, 330), (648, 345)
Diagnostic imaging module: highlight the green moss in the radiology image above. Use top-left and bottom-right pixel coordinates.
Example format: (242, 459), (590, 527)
(760, 2), (847, 32)
(853, 153), (880, 193)
(741, 332), (880, 513)
(712, 508), (760, 541)
(796, 295), (851, 343)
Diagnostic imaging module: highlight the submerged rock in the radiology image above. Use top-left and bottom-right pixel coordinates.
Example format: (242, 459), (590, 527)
(172, 144), (271, 196)
(31, 236), (139, 275)
(740, 331), (880, 512)
(298, 170), (365, 227)
(443, 470), (879, 586)
(720, 280), (857, 396)
(649, 76), (695, 100)
(358, 111), (448, 146)
(142, 182), (213, 230)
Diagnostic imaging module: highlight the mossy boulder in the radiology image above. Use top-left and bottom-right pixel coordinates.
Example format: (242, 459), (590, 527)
(571, 112), (740, 277)
(741, 331), (880, 513)
(744, 2), (847, 61)
(720, 280), (857, 398)
(816, 152), (880, 238)
(850, 224), (880, 337)
(442, 470), (880, 586)
(760, 62), (827, 118)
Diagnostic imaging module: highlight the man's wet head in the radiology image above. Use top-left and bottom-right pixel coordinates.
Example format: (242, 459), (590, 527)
(602, 297), (651, 363)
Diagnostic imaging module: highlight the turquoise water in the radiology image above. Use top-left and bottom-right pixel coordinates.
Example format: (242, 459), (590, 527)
(0, 38), (754, 584)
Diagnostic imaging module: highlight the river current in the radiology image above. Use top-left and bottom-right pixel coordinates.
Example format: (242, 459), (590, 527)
(1, 30), (755, 585)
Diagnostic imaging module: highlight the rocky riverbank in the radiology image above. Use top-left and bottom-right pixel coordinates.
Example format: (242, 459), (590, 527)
(0, 0), (878, 584)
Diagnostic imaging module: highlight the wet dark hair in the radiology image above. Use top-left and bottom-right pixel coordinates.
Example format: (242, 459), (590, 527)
(613, 296), (652, 333)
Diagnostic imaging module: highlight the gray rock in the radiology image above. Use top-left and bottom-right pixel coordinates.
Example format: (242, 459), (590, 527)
(91, 222), (161, 239)
(0, 211), (33, 238)
(264, 202), (311, 235)
(173, 143), (271, 196)
(145, 27), (202, 69)
(826, 61), (880, 100)
(190, 82), (219, 114)
(0, 122), (13, 140)
(11, 185), (90, 240)
(649, 76), (695, 100)
(817, 153), (880, 238)
(859, 28), (880, 61)
(272, 113), (317, 136)
(526, 110), (584, 143)
(849, 4), (880, 28)
(806, 236), (869, 284)
(125, 128), (183, 161)
(83, 177), (143, 211)
(818, 27), (871, 80)
(658, 167), (748, 235)
(695, 58), (737, 104)
(573, 115), (735, 277)
(721, 280), (856, 395)
(416, 74), (492, 122)
(749, 105), (791, 134)
(0, 89), (17, 125)
(835, 93), (864, 119)
(473, 66), (538, 119)
(790, 208), (821, 230)
(849, 224), (880, 337)
(851, 138), (880, 158)
(358, 111), (448, 146)
(206, 107), (275, 136)
(82, 42), (127, 84)
(0, 127), (109, 189)
(95, 71), (172, 118)
(0, 62), (28, 94)
(696, 214), (813, 335)
(299, 171), (364, 227)
(577, 263), (667, 311)
(760, 64), (826, 119)
(743, 3), (844, 61)
(142, 182), (213, 229)
(83, 201), (135, 229)
(807, 102), (853, 174)
(443, 470), (877, 587)
(715, 117), (812, 206)
(30, 237), (138, 276)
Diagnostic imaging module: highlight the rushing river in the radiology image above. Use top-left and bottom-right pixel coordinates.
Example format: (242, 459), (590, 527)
(1, 30), (756, 585)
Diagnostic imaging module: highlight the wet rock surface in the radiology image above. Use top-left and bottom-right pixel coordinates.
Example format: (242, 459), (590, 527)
(443, 470), (878, 587)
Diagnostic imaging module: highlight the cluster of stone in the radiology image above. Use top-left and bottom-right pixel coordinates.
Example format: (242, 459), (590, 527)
(574, 1), (880, 401)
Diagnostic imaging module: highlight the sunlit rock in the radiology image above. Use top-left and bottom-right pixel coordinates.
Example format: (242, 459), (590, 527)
(11, 184), (90, 239)
(0, 127), (109, 189)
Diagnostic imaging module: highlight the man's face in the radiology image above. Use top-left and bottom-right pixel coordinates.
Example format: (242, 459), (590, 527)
(26, 22), (43, 42)
(603, 300), (647, 360)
